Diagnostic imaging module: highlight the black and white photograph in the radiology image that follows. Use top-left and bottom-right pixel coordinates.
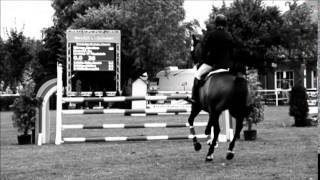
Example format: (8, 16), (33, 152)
(0, 0), (319, 179)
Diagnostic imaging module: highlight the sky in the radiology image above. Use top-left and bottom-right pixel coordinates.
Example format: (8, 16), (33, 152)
(0, 0), (306, 40)
(1, 0), (54, 40)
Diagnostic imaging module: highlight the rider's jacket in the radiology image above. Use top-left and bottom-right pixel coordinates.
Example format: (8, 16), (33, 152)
(201, 28), (235, 70)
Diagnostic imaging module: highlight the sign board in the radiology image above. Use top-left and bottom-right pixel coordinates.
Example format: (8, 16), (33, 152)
(71, 43), (115, 71)
(66, 30), (121, 96)
(307, 90), (318, 106)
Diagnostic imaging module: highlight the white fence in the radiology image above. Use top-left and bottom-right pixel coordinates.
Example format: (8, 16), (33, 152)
(147, 89), (318, 107)
(257, 88), (318, 107)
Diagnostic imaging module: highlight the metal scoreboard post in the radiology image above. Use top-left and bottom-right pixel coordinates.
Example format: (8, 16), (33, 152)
(66, 30), (121, 96)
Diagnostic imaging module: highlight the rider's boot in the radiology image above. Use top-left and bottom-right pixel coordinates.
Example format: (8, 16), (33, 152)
(188, 78), (204, 104)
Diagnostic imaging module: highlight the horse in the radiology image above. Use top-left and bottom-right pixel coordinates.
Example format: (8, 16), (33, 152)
(188, 35), (252, 161)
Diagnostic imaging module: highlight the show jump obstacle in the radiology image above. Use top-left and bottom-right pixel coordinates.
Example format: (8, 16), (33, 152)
(34, 63), (233, 145)
(35, 29), (234, 146)
(56, 63), (217, 145)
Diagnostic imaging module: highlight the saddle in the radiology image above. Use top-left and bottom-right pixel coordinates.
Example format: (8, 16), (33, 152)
(203, 68), (229, 81)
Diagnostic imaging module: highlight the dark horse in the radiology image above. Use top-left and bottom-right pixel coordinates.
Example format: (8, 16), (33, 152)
(188, 35), (252, 161)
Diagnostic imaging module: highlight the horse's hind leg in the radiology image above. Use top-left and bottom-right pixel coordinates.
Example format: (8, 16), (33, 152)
(188, 104), (202, 151)
(226, 116), (244, 160)
(206, 112), (220, 162)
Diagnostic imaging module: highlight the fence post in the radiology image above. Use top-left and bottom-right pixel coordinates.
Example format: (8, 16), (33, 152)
(55, 63), (63, 145)
(131, 77), (147, 110)
(275, 89), (279, 106)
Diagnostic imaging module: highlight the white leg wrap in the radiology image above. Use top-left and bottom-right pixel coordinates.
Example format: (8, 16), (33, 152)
(206, 154), (214, 160)
(227, 150), (234, 154)
(206, 138), (213, 145)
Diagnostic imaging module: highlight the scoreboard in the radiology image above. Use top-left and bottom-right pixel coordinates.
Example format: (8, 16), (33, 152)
(72, 42), (115, 71)
(66, 30), (121, 96)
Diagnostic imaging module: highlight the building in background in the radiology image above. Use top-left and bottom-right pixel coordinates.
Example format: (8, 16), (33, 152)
(259, 1), (317, 91)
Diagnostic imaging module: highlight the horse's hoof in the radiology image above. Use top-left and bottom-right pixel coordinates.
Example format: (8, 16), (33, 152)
(226, 151), (234, 160)
(194, 142), (202, 151)
(205, 155), (213, 162)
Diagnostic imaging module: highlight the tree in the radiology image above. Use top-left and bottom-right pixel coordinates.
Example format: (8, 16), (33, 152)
(40, 0), (197, 95)
(23, 37), (46, 86)
(0, 37), (6, 87)
(52, 0), (111, 29)
(72, 0), (190, 78)
(206, 0), (316, 86)
(280, 1), (317, 86)
(0, 30), (33, 92)
(38, 25), (63, 77)
(0, 28), (45, 93)
(52, 0), (194, 97)
(39, 0), (113, 77)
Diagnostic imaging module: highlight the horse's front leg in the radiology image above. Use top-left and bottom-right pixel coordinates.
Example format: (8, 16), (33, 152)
(206, 113), (220, 162)
(226, 117), (244, 160)
(188, 104), (201, 151)
(205, 121), (216, 147)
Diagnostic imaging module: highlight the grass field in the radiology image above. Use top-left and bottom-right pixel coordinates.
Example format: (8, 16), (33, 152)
(1, 106), (319, 180)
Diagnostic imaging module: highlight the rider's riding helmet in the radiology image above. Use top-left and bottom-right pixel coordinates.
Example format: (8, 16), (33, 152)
(214, 14), (227, 28)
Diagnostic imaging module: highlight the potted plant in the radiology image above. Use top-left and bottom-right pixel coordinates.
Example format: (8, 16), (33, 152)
(11, 83), (40, 145)
(289, 83), (309, 127)
(244, 69), (264, 140)
(244, 93), (264, 140)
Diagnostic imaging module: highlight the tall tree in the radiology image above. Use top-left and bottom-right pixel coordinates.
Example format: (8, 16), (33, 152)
(0, 37), (6, 87)
(52, 0), (111, 29)
(70, 0), (191, 77)
(24, 38), (46, 86)
(38, 25), (64, 77)
(122, 0), (189, 77)
(39, 0), (113, 76)
(40, 0), (198, 96)
(280, 1), (317, 86)
(0, 30), (33, 92)
(65, 1), (194, 88)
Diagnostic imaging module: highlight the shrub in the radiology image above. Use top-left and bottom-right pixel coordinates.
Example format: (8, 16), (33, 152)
(11, 81), (41, 135)
(11, 95), (39, 135)
(246, 69), (264, 130)
(289, 84), (309, 127)
(247, 94), (264, 128)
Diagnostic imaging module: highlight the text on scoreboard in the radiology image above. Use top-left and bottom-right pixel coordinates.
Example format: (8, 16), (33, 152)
(72, 42), (115, 71)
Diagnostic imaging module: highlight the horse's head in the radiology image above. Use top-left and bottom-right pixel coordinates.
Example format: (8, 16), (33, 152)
(191, 34), (202, 65)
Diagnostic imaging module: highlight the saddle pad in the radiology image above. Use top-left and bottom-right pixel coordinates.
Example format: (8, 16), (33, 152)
(206, 68), (229, 78)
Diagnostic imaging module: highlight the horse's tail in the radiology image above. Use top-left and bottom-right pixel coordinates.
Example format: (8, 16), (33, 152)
(232, 77), (251, 117)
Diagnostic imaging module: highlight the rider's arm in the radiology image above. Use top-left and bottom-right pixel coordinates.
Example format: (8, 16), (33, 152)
(201, 32), (213, 64)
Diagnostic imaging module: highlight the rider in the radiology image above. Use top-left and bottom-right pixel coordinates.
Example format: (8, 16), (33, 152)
(189, 14), (237, 104)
